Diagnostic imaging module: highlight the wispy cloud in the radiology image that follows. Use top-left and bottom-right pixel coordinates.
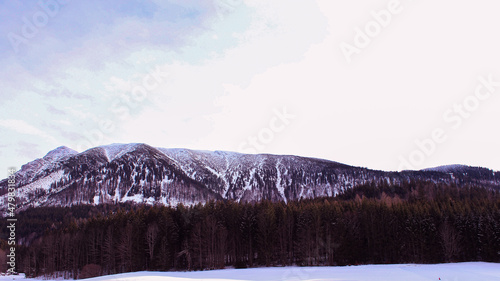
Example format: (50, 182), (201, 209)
(1, 0), (499, 181)
(0, 119), (59, 144)
(15, 141), (42, 160)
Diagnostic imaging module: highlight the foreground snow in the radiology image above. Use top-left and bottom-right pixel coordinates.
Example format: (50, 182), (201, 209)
(1, 262), (499, 281)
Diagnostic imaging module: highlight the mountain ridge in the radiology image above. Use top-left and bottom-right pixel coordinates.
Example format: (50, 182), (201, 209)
(1, 143), (499, 214)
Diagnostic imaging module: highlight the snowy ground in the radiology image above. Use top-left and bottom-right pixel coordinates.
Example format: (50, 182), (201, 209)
(1, 262), (499, 281)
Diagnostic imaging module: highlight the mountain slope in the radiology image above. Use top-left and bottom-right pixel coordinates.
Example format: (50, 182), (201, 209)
(1, 143), (499, 213)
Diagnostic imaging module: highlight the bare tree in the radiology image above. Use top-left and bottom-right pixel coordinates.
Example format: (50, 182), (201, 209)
(117, 223), (133, 272)
(146, 222), (159, 263)
(177, 240), (192, 270)
(79, 264), (101, 279)
(102, 226), (115, 274)
(440, 220), (462, 262)
(0, 248), (6, 273)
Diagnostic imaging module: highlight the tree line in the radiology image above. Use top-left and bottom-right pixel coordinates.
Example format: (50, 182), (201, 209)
(2, 181), (499, 278)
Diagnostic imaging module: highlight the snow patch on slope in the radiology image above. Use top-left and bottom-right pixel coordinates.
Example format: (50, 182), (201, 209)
(276, 160), (286, 203)
(1, 169), (66, 208)
(100, 143), (141, 161)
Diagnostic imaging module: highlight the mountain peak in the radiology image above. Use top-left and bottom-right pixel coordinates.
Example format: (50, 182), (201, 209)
(43, 146), (78, 161)
(97, 143), (157, 161)
(421, 164), (483, 173)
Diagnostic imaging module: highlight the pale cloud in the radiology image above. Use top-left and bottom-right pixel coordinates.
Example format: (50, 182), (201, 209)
(15, 141), (42, 160)
(1, 0), (500, 181)
(0, 119), (59, 144)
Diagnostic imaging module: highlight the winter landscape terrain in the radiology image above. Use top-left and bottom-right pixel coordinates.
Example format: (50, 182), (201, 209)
(1, 144), (499, 278)
(3, 0), (500, 280)
(1, 263), (500, 281)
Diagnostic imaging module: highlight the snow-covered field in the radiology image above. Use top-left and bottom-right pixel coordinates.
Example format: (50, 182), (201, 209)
(1, 262), (499, 281)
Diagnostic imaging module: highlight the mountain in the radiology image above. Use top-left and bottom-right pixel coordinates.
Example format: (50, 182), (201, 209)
(1, 143), (499, 213)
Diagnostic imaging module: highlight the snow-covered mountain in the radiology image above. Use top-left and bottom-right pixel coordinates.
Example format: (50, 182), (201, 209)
(1, 143), (499, 213)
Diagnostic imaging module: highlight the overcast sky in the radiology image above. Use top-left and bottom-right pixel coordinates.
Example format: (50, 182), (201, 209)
(1, 0), (500, 179)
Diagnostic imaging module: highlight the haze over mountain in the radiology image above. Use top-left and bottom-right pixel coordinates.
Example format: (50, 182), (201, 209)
(1, 143), (499, 214)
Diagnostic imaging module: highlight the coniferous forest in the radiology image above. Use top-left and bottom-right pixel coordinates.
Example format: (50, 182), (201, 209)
(1, 181), (499, 279)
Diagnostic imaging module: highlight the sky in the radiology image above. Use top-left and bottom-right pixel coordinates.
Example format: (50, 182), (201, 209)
(1, 0), (500, 179)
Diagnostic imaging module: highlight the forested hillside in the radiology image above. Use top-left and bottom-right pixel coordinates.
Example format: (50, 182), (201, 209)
(2, 181), (499, 279)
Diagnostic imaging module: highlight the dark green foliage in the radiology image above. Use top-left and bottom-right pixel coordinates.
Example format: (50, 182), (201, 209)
(5, 181), (500, 278)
